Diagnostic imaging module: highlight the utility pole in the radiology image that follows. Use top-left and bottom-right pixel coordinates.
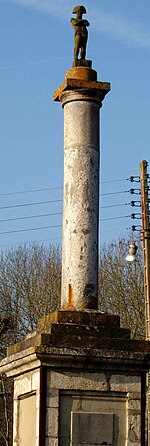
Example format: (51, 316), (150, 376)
(140, 160), (150, 340)
(140, 160), (150, 446)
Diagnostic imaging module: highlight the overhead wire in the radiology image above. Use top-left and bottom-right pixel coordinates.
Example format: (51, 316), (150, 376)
(0, 212), (62, 224)
(0, 199), (62, 211)
(101, 215), (130, 222)
(100, 190), (132, 196)
(0, 204), (130, 224)
(0, 215), (131, 236)
(0, 224), (62, 236)
(0, 191), (132, 211)
(101, 202), (129, 209)
(0, 179), (139, 243)
(0, 178), (129, 197)
(0, 186), (62, 197)
(101, 178), (128, 184)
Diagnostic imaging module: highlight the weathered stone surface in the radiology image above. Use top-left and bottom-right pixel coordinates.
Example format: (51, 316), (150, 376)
(59, 390), (127, 446)
(4, 309), (150, 369)
(46, 407), (58, 437)
(18, 394), (36, 446)
(50, 371), (107, 391)
(50, 322), (130, 339)
(110, 375), (141, 393)
(53, 67), (110, 103)
(56, 310), (120, 326)
(14, 376), (31, 398)
(6, 329), (150, 356)
(127, 442), (140, 446)
(65, 67), (97, 82)
(0, 309), (149, 446)
(10, 369), (41, 446)
(38, 310), (121, 328)
(128, 399), (141, 413)
(128, 415), (141, 441)
(71, 411), (113, 445)
(54, 66), (110, 310)
(73, 59), (92, 68)
(0, 309), (150, 446)
(45, 438), (58, 446)
(46, 389), (59, 408)
(128, 393), (141, 400)
(61, 97), (100, 310)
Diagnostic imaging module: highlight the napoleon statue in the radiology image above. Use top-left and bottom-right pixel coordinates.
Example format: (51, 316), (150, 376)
(70, 6), (90, 66)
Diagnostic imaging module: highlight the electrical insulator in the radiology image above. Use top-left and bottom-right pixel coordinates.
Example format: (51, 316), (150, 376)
(129, 176), (140, 183)
(130, 200), (141, 207)
(132, 225), (136, 231)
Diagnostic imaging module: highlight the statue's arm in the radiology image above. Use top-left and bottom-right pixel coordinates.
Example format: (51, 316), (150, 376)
(84, 20), (90, 27)
(70, 18), (90, 27)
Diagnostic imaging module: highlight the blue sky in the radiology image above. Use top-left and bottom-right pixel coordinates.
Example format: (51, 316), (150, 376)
(0, 0), (150, 251)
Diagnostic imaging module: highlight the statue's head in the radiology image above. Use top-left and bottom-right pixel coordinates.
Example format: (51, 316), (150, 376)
(72, 5), (87, 17)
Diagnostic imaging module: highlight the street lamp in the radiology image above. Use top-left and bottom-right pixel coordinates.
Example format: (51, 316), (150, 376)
(126, 242), (138, 263)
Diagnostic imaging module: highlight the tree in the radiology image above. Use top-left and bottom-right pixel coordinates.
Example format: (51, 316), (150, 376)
(0, 243), (61, 348)
(0, 375), (13, 446)
(99, 236), (145, 339)
(0, 319), (13, 446)
(0, 243), (61, 445)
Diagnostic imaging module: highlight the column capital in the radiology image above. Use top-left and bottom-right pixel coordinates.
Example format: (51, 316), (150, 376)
(53, 67), (110, 106)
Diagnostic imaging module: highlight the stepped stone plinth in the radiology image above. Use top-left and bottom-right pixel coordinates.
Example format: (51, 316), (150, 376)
(1, 310), (150, 445)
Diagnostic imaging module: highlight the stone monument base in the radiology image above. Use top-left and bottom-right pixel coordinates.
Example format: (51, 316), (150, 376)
(72, 59), (92, 68)
(0, 310), (150, 446)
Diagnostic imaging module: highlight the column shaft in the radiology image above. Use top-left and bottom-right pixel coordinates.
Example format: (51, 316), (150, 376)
(61, 92), (100, 309)
(53, 67), (110, 310)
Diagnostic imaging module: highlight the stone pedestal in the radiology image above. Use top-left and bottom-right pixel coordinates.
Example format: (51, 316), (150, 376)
(0, 310), (150, 446)
(54, 67), (110, 310)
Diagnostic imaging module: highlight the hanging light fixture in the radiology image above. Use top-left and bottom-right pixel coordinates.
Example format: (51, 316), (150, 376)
(126, 242), (138, 263)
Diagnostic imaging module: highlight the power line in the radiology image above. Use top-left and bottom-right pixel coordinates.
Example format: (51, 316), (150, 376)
(0, 215), (130, 236)
(100, 215), (130, 222)
(0, 224), (62, 236)
(0, 204), (130, 223)
(0, 199), (62, 211)
(0, 187), (62, 197)
(0, 226), (128, 248)
(0, 212), (62, 224)
(0, 205), (132, 228)
(0, 179), (128, 197)
(101, 178), (127, 184)
(0, 191), (131, 211)
(100, 190), (130, 196)
(101, 203), (129, 209)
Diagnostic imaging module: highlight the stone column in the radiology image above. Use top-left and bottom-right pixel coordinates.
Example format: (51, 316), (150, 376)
(54, 67), (110, 310)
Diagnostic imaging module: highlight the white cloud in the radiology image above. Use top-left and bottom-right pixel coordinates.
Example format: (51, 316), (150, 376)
(8, 0), (150, 48)
(93, 11), (150, 48)
(9, 0), (69, 17)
